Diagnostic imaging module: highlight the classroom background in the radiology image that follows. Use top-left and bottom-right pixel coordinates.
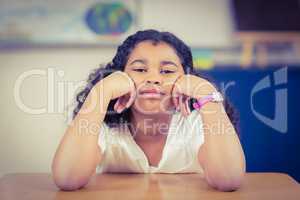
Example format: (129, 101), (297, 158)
(0, 0), (299, 182)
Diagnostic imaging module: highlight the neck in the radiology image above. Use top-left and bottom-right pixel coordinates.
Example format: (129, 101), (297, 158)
(128, 109), (173, 142)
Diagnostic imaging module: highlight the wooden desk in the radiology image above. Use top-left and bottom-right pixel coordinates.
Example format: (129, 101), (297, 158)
(0, 173), (299, 200)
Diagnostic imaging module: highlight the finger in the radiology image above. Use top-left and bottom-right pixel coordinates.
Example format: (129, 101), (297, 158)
(174, 96), (180, 111)
(114, 98), (121, 112)
(115, 98), (124, 113)
(172, 91), (180, 111)
(125, 78), (137, 108)
(182, 95), (189, 117)
(171, 80), (182, 111)
(125, 89), (136, 108)
(177, 95), (182, 113)
(113, 95), (126, 113)
(115, 85), (137, 113)
(179, 95), (186, 117)
(117, 95), (131, 113)
(185, 97), (191, 115)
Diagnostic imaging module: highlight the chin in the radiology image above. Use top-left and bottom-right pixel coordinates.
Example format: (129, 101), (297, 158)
(133, 100), (172, 115)
(135, 104), (161, 114)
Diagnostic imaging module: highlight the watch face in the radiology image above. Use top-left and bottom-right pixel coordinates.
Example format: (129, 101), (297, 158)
(212, 92), (224, 102)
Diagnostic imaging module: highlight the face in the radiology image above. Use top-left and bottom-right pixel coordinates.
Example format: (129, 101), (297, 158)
(124, 40), (185, 114)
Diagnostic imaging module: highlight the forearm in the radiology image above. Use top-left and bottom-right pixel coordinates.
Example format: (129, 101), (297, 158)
(52, 80), (111, 190)
(198, 102), (246, 191)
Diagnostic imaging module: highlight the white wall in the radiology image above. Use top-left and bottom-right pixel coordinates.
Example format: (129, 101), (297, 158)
(141, 0), (234, 47)
(0, 48), (115, 177)
(0, 0), (233, 177)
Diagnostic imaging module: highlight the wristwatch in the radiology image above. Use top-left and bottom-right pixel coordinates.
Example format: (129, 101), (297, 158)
(192, 91), (224, 110)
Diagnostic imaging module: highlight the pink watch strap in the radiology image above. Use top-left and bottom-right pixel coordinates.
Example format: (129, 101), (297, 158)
(192, 96), (213, 109)
(192, 92), (223, 110)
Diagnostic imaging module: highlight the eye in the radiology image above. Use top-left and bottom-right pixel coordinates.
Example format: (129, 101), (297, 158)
(133, 68), (147, 72)
(160, 70), (175, 74)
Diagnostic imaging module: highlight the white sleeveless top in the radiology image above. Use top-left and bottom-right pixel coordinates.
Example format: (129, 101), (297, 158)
(96, 110), (204, 175)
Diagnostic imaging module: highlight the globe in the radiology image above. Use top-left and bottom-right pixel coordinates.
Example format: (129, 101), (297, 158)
(85, 2), (133, 35)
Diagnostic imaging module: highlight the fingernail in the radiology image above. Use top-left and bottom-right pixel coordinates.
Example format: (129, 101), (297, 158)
(116, 108), (123, 113)
(114, 101), (119, 111)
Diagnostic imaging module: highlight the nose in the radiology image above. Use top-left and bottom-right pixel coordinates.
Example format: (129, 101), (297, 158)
(145, 72), (162, 85)
(146, 80), (160, 85)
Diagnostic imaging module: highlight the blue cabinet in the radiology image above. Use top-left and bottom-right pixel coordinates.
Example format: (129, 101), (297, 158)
(196, 66), (300, 182)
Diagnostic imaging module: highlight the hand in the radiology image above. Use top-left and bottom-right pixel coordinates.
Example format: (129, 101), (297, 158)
(102, 71), (136, 113)
(171, 74), (217, 117)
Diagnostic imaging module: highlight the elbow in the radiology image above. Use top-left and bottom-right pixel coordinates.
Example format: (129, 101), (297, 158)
(205, 169), (245, 192)
(52, 172), (90, 191)
(207, 174), (244, 192)
(54, 181), (80, 191)
(51, 164), (90, 191)
(201, 151), (246, 192)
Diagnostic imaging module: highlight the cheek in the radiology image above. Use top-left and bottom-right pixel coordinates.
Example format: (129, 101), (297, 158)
(131, 76), (144, 89)
(124, 70), (143, 87)
(162, 75), (181, 92)
(163, 82), (175, 93)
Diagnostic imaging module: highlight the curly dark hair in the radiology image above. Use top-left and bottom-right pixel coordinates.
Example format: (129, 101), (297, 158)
(73, 29), (240, 135)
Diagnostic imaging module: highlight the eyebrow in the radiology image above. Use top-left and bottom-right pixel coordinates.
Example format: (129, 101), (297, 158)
(129, 59), (178, 68)
(129, 59), (147, 66)
(160, 60), (178, 68)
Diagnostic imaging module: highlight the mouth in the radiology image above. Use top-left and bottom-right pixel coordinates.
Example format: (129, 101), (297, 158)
(139, 89), (166, 98)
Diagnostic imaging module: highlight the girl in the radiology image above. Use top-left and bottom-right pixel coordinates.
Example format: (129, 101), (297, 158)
(52, 30), (245, 192)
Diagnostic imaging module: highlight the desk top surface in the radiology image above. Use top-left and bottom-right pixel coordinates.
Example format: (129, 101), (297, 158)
(0, 173), (299, 200)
